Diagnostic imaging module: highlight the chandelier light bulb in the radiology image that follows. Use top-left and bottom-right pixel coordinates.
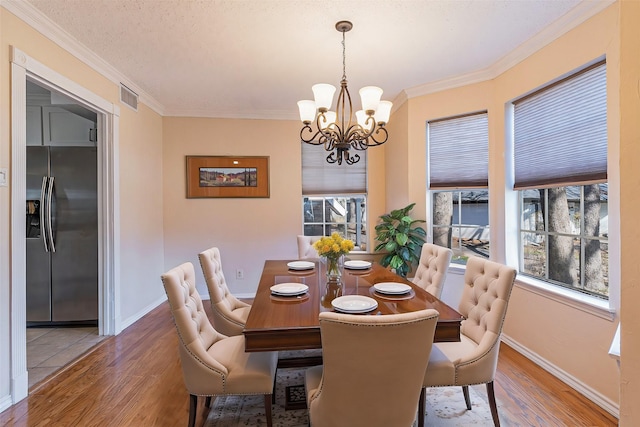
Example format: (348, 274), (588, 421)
(374, 100), (393, 125)
(312, 83), (337, 112)
(297, 100), (317, 124)
(359, 86), (383, 114)
(322, 111), (337, 130)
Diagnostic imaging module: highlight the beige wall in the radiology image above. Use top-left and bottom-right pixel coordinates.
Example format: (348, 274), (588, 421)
(118, 103), (165, 324)
(1, 7), (165, 403)
(161, 117), (303, 296)
(388, 2), (622, 412)
(619, 0), (640, 423)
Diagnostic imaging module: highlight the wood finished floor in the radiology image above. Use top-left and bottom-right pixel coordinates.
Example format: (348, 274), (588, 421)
(0, 301), (618, 426)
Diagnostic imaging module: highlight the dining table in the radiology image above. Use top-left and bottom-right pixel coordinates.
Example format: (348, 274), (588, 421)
(243, 259), (464, 360)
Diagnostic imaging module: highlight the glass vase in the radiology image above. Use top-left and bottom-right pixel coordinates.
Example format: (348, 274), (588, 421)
(325, 255), (342, 283)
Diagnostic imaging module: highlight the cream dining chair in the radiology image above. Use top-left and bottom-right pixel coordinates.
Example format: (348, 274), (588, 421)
(161, 262), (277, 427)
(411, 242), (453, 298)
(297, 235), (322, 259)
(198, 247), (251, 336)
(305, 309), (440, 427)
(418, 256), (517, 427)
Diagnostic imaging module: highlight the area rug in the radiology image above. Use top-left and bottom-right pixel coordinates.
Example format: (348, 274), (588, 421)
(204, 368), (502, 426)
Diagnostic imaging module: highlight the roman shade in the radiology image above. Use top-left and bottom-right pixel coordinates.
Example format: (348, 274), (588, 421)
(301, 144), (367, 194)
(513, 61), (607, 189)
(428, 112), (489, 189)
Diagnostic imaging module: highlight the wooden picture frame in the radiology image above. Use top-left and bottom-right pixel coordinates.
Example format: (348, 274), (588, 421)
(186, 156), (270, 198)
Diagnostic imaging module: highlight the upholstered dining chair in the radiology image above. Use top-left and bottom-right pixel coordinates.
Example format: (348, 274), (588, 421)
(411, 243), (453, 298)
(297, 235), (322, 259)
(198, 247), (251, 336)
(305, 309), (440, 427)
(418, 256), (517, 427)
(161, 262), (277, 427)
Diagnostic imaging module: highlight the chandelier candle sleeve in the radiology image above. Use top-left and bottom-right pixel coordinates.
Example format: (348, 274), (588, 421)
(297, 20), (392, 165)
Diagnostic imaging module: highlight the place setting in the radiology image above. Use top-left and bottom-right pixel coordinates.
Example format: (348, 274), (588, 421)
(370, 282), (415, 300)
(343, 259), (372, 273)
(331, 295), (378, 314)
(286, 260), (316, 275)
(270, 282), (310, 302)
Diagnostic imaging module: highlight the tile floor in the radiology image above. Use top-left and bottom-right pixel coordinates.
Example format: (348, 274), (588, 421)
(26, 327), (108, 388)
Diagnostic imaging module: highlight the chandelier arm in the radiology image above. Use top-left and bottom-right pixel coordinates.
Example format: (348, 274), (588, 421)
(300, 125), (325, 145)
(365, 126), (389, 146)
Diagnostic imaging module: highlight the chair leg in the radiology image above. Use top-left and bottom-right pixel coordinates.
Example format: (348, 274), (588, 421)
(486, 381), (501, 427)
(417, 387), (426, 427)
(264, 393), (273, 427)
(462, 385), (472, 410)
(272, 368), (278, 397)
(188, 394), (197, 427)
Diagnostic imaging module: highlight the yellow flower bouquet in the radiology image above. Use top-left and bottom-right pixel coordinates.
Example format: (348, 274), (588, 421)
(313, 232), (354, 282)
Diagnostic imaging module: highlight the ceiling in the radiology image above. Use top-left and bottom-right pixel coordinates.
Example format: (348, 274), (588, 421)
(16, 0), (611, 120)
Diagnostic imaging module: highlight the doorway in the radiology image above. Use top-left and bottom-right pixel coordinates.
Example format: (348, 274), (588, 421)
(24, 80), (105, 388)
(9, 46), (120, 402)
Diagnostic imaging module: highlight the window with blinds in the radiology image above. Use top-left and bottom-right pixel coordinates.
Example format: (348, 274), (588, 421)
(301, 144), (367, 248)
(301, 145), (367, 195)
(427, 112), (490, 264)
(513, 61), (607, 189)
(514, 61), (609, 299)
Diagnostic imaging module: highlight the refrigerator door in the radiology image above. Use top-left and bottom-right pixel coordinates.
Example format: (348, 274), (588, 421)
(50, 147), (98, 322)
(26, 146), (52, 322)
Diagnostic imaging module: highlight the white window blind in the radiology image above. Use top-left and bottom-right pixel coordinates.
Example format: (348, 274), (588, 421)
(428, 112), (489, 189)
(513, 61), (607, 189)
(302, 145), (367, 194)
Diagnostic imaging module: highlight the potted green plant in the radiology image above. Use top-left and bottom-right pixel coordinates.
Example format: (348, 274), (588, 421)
(374, 203), (427, 278)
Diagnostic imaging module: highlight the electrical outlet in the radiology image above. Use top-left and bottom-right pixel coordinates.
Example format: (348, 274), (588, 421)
(236, 269), (244, 279)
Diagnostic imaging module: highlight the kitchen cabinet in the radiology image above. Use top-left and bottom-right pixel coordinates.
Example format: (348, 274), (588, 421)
(26, 106), (96, 147)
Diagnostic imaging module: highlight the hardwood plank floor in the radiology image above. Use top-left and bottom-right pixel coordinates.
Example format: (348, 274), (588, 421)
(0, 301), (618, 426)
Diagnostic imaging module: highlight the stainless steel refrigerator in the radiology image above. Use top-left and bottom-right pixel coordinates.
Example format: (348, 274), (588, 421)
(26, 146), (98, 324)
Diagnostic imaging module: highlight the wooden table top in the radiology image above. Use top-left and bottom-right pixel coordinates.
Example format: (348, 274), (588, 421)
(243, 260), (464, 352)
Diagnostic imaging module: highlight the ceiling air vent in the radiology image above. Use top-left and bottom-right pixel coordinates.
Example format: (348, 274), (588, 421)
(120, 83), (138, 111)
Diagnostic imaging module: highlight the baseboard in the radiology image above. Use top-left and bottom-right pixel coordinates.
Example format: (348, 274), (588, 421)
(501, 334), (619, 419)
(118, 295), (167, 333)
(0, 394), (13, 413)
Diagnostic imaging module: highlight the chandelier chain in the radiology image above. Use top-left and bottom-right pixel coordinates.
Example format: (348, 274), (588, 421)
(341, 30), (347, 81)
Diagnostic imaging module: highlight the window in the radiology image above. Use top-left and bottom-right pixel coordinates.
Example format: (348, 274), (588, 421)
(428, 112), (489, 264)
(301, 144), (367, 250)
(303, 196), (366, 249)
(513, 61), (607, 298)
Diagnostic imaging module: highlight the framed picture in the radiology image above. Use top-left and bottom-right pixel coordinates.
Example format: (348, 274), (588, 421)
(186, 156), (270, 198)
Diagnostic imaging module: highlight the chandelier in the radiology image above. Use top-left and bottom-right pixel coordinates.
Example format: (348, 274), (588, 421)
(297, 21), (392, 165)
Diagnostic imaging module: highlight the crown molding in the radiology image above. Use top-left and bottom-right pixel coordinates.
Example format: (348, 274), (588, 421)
(1, 0), (165, 116)
(162, 107), (300, 121)
(404, 0), (616, 99)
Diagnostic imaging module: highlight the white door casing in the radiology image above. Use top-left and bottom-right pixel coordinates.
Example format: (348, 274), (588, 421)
(9, 46), (120, 405)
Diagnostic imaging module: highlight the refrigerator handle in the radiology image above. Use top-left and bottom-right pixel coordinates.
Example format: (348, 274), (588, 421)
(46, 176), (56, 253)
(40, 176), (50, 252)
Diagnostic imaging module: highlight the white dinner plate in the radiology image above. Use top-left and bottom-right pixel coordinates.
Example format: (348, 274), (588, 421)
(331, 295), (378, 313)
(373, 282), (412, 295)
(287, 261), (315, 271)
(344, 260), (372, 270)
(270, 283), (309, 296)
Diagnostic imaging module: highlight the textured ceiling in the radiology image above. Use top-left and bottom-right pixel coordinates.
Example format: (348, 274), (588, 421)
(17, 0), (609, 119)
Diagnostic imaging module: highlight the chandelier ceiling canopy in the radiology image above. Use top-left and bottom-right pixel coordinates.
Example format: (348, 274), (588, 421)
(297, 21), (392, 166)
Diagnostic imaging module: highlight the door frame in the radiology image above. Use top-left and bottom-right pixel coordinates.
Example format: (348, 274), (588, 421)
(9, 46), (120, 403)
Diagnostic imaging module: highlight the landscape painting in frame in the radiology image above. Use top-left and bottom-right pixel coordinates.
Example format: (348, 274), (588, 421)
(186, 156), (270, 198)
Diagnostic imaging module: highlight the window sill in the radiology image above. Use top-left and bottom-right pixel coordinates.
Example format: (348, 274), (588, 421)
(448, 264), (615, 321)
(515, 276), (615, 321)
